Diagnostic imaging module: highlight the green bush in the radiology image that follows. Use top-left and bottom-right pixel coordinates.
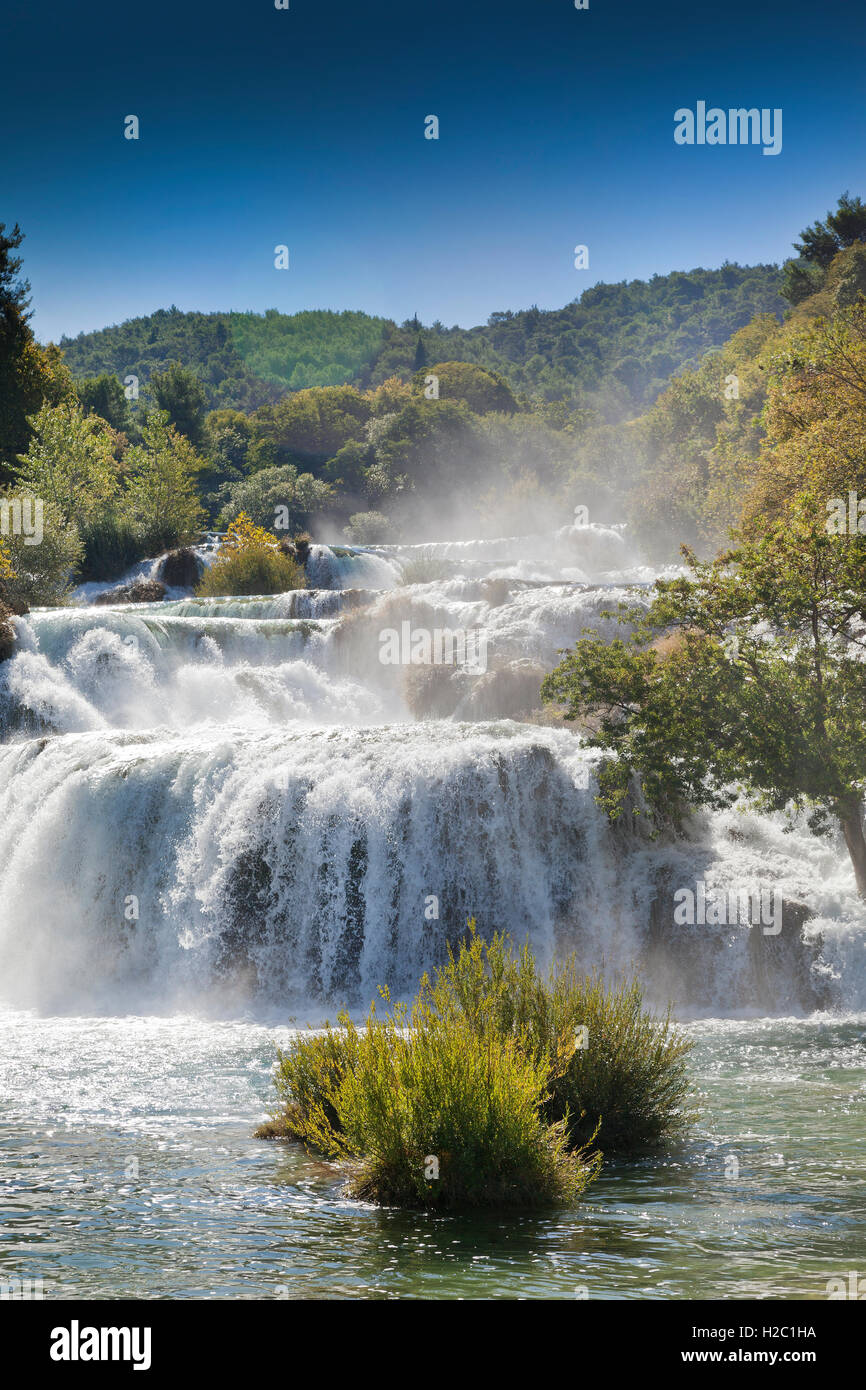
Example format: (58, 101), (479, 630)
(426, 927), (695, 1154)
(195, 544), (304, 597)
(258, 929), (694, 1206)
(79, 514), (149, 582)
(257, 1023), (357, 1144)
(343, 510), (392, 544)
(261, 996), (598, 1209)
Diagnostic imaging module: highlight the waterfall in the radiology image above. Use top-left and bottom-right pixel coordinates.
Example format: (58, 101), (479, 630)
(1, 526), (864, 1017)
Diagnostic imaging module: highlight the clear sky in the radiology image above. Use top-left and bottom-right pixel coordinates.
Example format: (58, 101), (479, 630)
(4, 0), (865, 343)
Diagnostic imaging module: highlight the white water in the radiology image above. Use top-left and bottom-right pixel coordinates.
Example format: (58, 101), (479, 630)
(2, 523), (865, 1018)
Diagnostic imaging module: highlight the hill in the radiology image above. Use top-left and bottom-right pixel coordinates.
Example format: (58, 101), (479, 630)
(59, 263), (786, 418)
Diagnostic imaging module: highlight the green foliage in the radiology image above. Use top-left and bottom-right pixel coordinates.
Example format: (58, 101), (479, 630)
(219, 465), (334, 533)
(60, 265), (786, 419)
(59, 305), (284, 413)
(267, 995), (597, 1209)
(0, 491), (83, 606)
(124, 411), (205, 552)
(542, 495), (866, 891)
(793, 191), (866, 271)
(150, 362), (207, 444)
(623, 314), (785, 558)
(781, 193), (866, 305)
(415, 360), (518, 414)
(0, 221), (36, 477)
(261, 1024), (358, 1145)
(260, 929), (692, 1208)
(342, 1002), (593, 1208)
(196, 515), (305, 597)
(78, 514), (146, 583)
(195, 544), (303, 597)
(252, 385), (371, 463)
(343, 510), (391, 544)
(422, 927), (694, 1154)
(15, 400), (121, 532)
(75, 373), (132, 433)
(59, 308), (386, 410)
(0, 224), (75, 481)
(398, 545), (452, 584)
(373, 398), (476, 494)
(228, 309), (388, 391)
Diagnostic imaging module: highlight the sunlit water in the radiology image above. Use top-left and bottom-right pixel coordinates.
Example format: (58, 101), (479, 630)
(1, 1012), (864, 1300)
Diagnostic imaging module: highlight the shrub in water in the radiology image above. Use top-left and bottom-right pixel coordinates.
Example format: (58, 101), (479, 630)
(256, 1020), (356, 1145)
(196, 512), (304, 597)
(79, 514), (148, 582)
(258, 930), (693, 1206)
(260, 995), (598, 1208)
(425, 925), (695, 1154)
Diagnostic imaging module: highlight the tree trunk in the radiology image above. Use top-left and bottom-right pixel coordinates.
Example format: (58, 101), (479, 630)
(838, 800), (866, 898)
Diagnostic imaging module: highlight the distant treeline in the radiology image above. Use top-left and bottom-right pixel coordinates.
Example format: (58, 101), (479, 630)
(58, 264), (786, 418)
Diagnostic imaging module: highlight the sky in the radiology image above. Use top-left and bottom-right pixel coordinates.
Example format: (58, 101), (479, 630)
(4, 0), (865, 343)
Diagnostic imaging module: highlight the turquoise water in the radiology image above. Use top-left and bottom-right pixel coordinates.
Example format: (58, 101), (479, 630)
(1, 1011), (864, 1300)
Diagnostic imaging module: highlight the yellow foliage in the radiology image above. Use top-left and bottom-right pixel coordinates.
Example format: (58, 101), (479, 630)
(220, 511), (279, 553)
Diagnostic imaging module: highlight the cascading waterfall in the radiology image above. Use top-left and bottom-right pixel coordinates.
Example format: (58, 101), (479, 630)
(1, 525), (864, 1017)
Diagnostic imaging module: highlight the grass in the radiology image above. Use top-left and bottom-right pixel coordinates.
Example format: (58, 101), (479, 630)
(257, 926), (695, 1206)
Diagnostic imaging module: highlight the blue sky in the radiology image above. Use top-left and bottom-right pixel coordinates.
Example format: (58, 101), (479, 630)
(4, 0), (865, 342)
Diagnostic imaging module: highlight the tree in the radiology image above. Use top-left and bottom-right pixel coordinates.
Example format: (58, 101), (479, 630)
(15, 400), (121, 532)
(344, 510), (391, 543)
(783, 193), (866, 305)
(0, 225), (32, 454)
(195, 512), (304, 597)
(150, 362), (207, 444)
(0, 491), (83, 607)
(218, 464), (333, 533)
(125, 411), (205, 550)
(0, 224), (73, 478)
(794, 192), (866, 269)
(253, 385), (370, 462)
(740, 301), (866, 530)
(76, 374), (132, 433)
(413, 335), (427, 371)
(541, 495), (866, 895)
(413, 361), (518, 414)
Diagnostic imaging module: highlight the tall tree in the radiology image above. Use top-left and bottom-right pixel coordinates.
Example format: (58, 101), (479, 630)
(150, 362), (207, 444)
(125, 411), (205, 550)
(0, 223), (71, 478)
(794, 192), (866, 268)
(15, 400), (120, 532)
